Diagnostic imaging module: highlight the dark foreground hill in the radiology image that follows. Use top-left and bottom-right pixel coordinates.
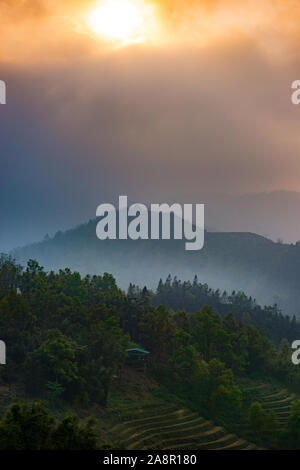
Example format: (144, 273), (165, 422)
(12, 219), (300, 315)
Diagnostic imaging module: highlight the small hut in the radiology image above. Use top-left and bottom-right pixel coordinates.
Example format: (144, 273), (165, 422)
(126, 348), (150, 370)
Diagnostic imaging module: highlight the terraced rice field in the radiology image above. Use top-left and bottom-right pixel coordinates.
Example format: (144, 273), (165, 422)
(242, 383), (296, 426)
(111, 403), (256, 450)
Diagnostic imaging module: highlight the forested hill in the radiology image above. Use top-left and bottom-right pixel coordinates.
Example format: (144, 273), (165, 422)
(147, 275), (299, 346)
(1, 256), (300, 450)
(12, 218), (300, 316)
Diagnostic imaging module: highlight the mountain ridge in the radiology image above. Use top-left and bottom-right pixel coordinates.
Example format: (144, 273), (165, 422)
(11, 217), (300, 316)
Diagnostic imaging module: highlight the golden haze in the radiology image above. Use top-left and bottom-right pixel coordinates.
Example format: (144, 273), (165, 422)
(1, 0), (300, 61)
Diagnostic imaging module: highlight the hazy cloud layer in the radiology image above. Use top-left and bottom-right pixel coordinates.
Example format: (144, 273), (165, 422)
(1, 1), (300, 249)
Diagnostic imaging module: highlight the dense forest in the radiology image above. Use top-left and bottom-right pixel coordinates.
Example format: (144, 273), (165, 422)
(1, 254), (300, 449)
(149, 275), (299, 345)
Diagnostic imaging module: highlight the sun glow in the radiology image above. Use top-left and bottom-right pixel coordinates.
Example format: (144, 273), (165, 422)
(86, 0), (157, 45)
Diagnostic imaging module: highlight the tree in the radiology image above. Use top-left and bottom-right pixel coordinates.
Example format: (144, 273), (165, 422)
(246, 325), (274, 374)
(140, 306), (173, 364)
(77, 316), (129, 406)
(249, 402), (265, 438)
(0, 254), (22, 299)
(0, 401), (54, 450)
(206, 358), (241, 417)
(46, 381), (65, 406)
(24, 329), (78, 400)
(0, 291), (37, 372)
(283, 400), (300, 449)
(193, 307), (233, 365)
(264, 410), (278, 448)
(0, 401), (98, 450)
(223, 312), (248, 373)
(249, 401), (278, 446)
(51, 414), (98, 450)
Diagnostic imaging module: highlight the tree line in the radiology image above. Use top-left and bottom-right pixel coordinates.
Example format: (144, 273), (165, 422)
(1, 255), (300, 448)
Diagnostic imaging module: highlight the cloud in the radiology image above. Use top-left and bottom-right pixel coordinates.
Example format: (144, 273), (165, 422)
(2, 0), (300, 249)
(2, 36), (300, 198)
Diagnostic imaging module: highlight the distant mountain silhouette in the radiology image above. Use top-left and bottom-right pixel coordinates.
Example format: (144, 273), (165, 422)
(3, 190), (300, 252)
(12, 217), (300, 316)
(207, 190), (300, 243)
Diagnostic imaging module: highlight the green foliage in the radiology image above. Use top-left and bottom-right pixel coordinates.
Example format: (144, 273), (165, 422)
(51, 414), (98, 450)
(0, 401), (53, 450)
(0, 260), (130, 406)
(0, 290), (37, 382)
(46, 381), (65, 406)
(153, 275), (300, 345)
(0, 258), (299, 449)
(24, 329), (78, 400)
(0, 401), (98, 450)
(249, 402), (266, 437)
(0, 254), (22, 299)
(77, 316), (130, 406)
(249, 401), (278, 446)
(282, 400), (300, 449)
(192, 307), (233, 364)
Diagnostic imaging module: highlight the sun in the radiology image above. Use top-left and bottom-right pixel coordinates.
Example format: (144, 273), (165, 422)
(86, 0), (156, 45)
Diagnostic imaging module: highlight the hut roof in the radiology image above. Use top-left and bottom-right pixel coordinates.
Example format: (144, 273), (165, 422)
(126, 348), (150, 355)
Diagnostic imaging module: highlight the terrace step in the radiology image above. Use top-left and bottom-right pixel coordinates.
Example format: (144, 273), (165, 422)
(113, 403), (256, 451)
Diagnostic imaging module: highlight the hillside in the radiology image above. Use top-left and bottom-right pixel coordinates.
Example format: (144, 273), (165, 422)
(3, 365), (298, 450)
(0, 367), (258, 450)
(107, 368), (257, 450)
(1, 256), (300, 450)
(12, 218), (300, 315)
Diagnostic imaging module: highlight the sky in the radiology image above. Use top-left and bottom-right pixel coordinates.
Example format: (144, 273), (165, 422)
(1, 0), (300, 250)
